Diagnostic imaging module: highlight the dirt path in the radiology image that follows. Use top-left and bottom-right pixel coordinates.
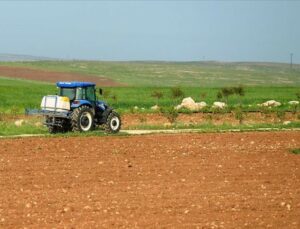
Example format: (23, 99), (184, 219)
(0, 66), (124, 86)
(0, 132), (299, 228)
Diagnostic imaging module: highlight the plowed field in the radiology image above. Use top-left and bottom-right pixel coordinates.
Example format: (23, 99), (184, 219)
(0, 132), (299, 228)
(0, 66), (124, 86)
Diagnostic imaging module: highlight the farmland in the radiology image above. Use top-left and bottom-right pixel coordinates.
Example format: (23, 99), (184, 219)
(0, 132), (299, 227)
(1, 60), (300, 87)
(0, 62), (300, 228)
(0, 61), (300, 136)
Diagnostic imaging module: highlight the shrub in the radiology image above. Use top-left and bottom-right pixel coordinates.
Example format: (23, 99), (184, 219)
(233, 107), (245, 124)
(217, 86), (245, 104)
(290, 104), (299, 115)
(171, 87), (184, 99)
(276, 110), (285, 123)
(161, 107), (179, 124)
(233, 85), (245, 97)
(260, 106), (272, 119)
(204, 113), (213, 123)
(151, 90), (164, 105)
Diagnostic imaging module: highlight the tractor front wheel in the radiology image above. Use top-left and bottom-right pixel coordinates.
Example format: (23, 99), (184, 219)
(71, 106), (95, 132)
(105, 111), (121, 134)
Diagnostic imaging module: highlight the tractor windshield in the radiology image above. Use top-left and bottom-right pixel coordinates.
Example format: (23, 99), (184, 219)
(59, 88), (76, 100)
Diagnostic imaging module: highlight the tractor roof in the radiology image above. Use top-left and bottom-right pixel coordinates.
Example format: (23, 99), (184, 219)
(56, 82), (96, 88)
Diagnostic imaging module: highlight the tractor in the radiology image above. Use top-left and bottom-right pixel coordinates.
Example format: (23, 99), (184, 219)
(40, 81), (121, 134)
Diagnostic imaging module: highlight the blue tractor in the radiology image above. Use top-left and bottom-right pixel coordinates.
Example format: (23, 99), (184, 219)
(40, 81), (121, 134)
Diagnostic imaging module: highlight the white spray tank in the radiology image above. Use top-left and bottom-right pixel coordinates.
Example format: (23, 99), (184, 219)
(41, 95), (70, 112)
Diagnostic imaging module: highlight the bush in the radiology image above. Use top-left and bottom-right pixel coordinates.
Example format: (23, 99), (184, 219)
(217, 86), (245, 104)
(171, 87), (184, 99)
(276, 110), (285, 123)
(161, 107), (179, 124)
(233, 85), (245, 97)
(151, 90), (164, 105)
(233, 107), (245, 124)
(291, 104), (299, 115)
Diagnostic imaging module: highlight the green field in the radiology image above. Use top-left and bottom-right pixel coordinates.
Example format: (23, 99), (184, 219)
(0, 61), (299, 136)
(0, 76), (299, 114)
(1, 60), (300, 87)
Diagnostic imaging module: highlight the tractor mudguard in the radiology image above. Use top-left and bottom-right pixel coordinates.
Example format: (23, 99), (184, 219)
(71, 100), (93, 109)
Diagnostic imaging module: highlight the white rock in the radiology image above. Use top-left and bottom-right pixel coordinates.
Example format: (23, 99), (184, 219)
(177, 97), (207, 111)
(175, 105), (183, 110)
(151, 105), (160, 111)
(288, 101), (299, 105)
(181, 97), (196, 109)
(212, 102), (227, 109)
(195, 102), (207, 110)
(283, 121), (291, 125)
(15, 119), (24, 127)
(260, 100), (281, 107)
(134, 106), (139, 110)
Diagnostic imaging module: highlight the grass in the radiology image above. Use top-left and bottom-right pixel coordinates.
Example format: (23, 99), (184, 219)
(1, 117), (299, 137)
(1, 60), (300, 87)
(0, 61), (299, 136)
(0, 76), (55, 113)
(0, 118), (48, 136)
(0, 116), (129, 137)
(290, 148), (300, 155)
(0, 77), (299, 114)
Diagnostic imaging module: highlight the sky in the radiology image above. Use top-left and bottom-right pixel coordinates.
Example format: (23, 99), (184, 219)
(0, 0), (299, 63)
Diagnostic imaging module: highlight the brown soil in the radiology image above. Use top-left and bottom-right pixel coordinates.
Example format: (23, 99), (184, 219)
(122, 112), (300, 128)
(0, 66), (124, 86)
(0, 132), (299, 228)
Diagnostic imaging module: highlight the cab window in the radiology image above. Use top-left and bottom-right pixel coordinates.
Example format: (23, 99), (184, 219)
(86, 86), (96, 101)
(60, 88), (75, 100)
(76, 87), (85, 100)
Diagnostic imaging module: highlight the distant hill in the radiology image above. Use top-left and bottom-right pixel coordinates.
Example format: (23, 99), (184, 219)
(0, 60), (299, 87)
(0, 54), (57, 62)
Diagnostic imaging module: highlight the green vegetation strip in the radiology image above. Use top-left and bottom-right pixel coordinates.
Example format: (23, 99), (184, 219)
(1, 77), (299, 114)
(1, 121), (299, 138)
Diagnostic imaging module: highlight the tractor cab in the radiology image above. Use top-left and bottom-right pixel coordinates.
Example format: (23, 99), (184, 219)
(57, 81), (96, 102)
(57, 81), (106, 111)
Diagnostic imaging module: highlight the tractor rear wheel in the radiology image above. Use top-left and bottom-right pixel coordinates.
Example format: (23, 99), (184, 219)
(48, 125), (58, 134)
(105, 111), (121, 134)
(71, 105), (95, 132)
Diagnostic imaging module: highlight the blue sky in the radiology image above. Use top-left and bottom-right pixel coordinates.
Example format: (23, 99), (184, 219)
(0, 1), (299, 63)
